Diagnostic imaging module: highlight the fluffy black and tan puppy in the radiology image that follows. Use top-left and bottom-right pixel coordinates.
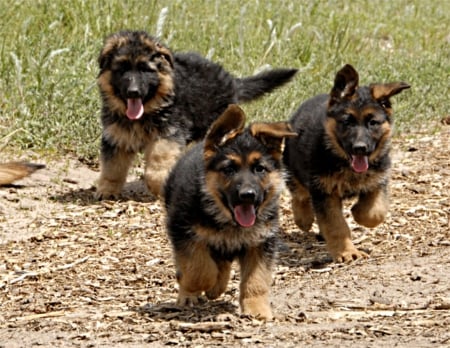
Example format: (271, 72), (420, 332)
(95, 30), (297, 199)
(0, 162), (45, 186)
(164, 104), (296, 319)
(283, 64), (410, 263)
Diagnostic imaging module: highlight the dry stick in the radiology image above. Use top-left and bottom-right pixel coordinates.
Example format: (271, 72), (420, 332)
(14, 311), (66, 322)
(308, 309), (448, 321)
(170, 321), (232, 332)
(8, 256), (90, 285)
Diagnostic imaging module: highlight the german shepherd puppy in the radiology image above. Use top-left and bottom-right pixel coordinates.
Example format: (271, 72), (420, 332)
(95, 30), (297, 199)
(0, 162), (45, 186)
(283, 64), (410, 263)
(164, 104), (296, 319)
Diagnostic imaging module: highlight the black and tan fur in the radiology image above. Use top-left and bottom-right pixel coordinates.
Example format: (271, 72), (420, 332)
(164, 104), (296, 319)
(95, 30), (297, 199)
(283, 64), (410, 263)
(0, 162), (45, 186)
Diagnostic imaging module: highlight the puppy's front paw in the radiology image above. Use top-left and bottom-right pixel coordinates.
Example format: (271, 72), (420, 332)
(240, 296), (273, 320)
(352, 203), (387, 228)
(177, 289), (203, 307)
(332, 247), (369, 263)
(94, 190), (119, 200)
(95, 179), (122, 200)
(327, 240), (369, 263)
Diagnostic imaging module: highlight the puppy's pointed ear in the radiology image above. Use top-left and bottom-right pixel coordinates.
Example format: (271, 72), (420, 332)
(370, 82), (410, 108)
(329, 64), (359, 105)
(250, 121), (297, 159)
(204, 104), (246, 161)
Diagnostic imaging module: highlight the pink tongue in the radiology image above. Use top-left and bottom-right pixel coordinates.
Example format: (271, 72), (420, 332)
(234, 204), (256, 227)
(126, 98), (144, 120)
(351, 155), (369, 173)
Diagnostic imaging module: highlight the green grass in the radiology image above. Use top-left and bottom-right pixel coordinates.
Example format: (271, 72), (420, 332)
(1, 0), (448, 161)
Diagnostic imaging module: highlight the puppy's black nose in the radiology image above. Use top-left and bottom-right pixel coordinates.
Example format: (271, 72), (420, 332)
(127, 86), (141, 98)
(239, 188), (256, 203)
(352, 142), (367, 155)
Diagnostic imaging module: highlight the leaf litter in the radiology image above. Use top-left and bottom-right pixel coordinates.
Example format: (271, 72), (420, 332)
(0, 128), (449, 347)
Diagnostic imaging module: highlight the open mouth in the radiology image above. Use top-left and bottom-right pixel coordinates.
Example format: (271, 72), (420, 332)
(126, 98), (144, 120)
(351, 155), (369, 173)
(233, 204), (256, 227)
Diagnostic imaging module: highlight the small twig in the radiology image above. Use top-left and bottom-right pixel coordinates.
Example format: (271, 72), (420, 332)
(56, 256), (90, 270)
(170, 321), (232, 332)
(9, 271), (39, 285)
(8, 256), (90, 285)
(104, 310), (136, 318)
(14, 310), (66, 322)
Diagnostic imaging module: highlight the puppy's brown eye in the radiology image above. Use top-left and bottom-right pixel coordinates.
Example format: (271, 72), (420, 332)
(137, 62), (152, 72)
(113, 62), (131, 74)
(254, 164), (266, 174)
(221, 166), (236, 177)
(340, 114), (354, 126)
(369, 118), (381, 127)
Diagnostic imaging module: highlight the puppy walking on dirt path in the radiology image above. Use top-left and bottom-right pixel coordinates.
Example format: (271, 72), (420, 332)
(283, 64), (410, 263)
(95, 30), (297, 199)
(164, 104), (296, 319)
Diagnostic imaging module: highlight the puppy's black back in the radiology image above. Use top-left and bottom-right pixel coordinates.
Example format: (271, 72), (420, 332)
(172, 52), (297, 142)
(283, 94), (334, 186)
(172, 53), (236, 141)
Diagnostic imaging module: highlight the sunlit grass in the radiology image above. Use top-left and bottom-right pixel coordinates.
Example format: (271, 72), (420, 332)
(0, 0), (448, 160)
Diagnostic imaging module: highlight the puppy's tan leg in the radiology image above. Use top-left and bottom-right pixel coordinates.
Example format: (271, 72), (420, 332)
(205, 260), (232, 300)
(352, 187), (389, 228)
(175, 241), (219, 307)
(314, 194), (368, 263)
(96, 149), (135, 199)
(289, 180), (315, 232)
(144, 138), (183, 197)
(239, 247), (273, 320)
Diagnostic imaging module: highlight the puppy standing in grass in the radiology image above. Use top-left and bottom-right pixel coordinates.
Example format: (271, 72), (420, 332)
(164, 104), (296, 319)
(95, 30), (297, 199)
(283, 64), (410, 263)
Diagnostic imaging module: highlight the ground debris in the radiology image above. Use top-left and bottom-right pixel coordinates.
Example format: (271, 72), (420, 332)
(0, 129), (449, 347)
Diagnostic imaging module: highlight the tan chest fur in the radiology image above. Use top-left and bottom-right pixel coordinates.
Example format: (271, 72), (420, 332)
(103, 123), (156, 153)
(317, 168), (388, 197)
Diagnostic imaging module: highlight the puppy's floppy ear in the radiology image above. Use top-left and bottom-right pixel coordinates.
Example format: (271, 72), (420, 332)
(370, 82), (410, 109)
(329, 64), (359, 105)
(204, 104), (246, 161)
(155, 42), (174, 68)
(98, 32), (127, 72)
(250, 121), (297, 159)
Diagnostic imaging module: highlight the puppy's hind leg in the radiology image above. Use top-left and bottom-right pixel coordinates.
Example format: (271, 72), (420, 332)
(205, 260), (232, 300)
(289, 180), (315, 232)
(144, 138), (183, 197)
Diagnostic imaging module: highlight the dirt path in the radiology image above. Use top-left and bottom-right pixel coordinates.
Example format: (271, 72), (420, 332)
(1, 128), (449, 347)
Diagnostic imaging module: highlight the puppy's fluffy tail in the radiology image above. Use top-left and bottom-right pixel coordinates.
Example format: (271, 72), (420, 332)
(235, 68), (297, 102)
(0, 162), (45, 186)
